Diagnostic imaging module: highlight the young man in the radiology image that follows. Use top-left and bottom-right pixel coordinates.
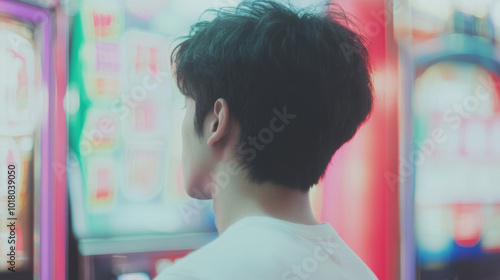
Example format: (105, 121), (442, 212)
(156, 1), (376, 279)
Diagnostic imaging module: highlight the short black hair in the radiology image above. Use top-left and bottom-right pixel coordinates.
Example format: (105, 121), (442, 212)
(172, 0), (373, 192)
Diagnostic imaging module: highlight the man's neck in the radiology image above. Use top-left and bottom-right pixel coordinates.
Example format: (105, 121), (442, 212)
(211, 169), (319, 233)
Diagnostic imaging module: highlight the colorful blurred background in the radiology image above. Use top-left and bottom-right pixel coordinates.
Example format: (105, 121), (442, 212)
(0, 0), (499, 279)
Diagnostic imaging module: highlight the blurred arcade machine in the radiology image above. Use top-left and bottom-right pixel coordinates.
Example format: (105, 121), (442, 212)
(0, 0), (67, 279)
(67, 1), (219, 279)
(396, 1), (500, 280)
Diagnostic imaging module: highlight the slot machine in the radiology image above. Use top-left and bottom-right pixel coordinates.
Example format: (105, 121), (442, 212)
(0, 0), (67, 279)
(396, 1), (500, 279)
(67, 1), (218, 279)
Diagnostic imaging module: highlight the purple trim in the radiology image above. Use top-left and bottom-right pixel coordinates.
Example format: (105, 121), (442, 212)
(0, 1), (53, 279)
(399, 45), (415, 280)
(0, 0), (45, 18)
(44, 9), (54, 280)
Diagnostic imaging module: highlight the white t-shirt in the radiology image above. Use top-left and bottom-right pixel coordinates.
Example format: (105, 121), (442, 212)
(155, 216), (378, 280)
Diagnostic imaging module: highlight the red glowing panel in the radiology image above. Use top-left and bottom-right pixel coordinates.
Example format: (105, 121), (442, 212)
(96, 169), (113, 201)
(92, 12), (115, 37)
(134, 46), (160, 76)
(453, 204), (482, 247)
(87, 156), (117, 210)
(149, 48), (159, 77)
(123, 31), (168, 84)
(152, 251), (191, 278)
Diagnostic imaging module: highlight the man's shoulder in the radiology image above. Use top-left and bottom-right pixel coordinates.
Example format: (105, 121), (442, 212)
(155, 218), (379, 280)
(155, 224), (285, 279)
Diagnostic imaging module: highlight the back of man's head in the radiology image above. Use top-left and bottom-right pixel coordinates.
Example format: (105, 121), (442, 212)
(172, 0), (373, 192)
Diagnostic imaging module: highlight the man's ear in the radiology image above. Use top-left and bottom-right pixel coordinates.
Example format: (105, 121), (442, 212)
(207, 98), (230, 147)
